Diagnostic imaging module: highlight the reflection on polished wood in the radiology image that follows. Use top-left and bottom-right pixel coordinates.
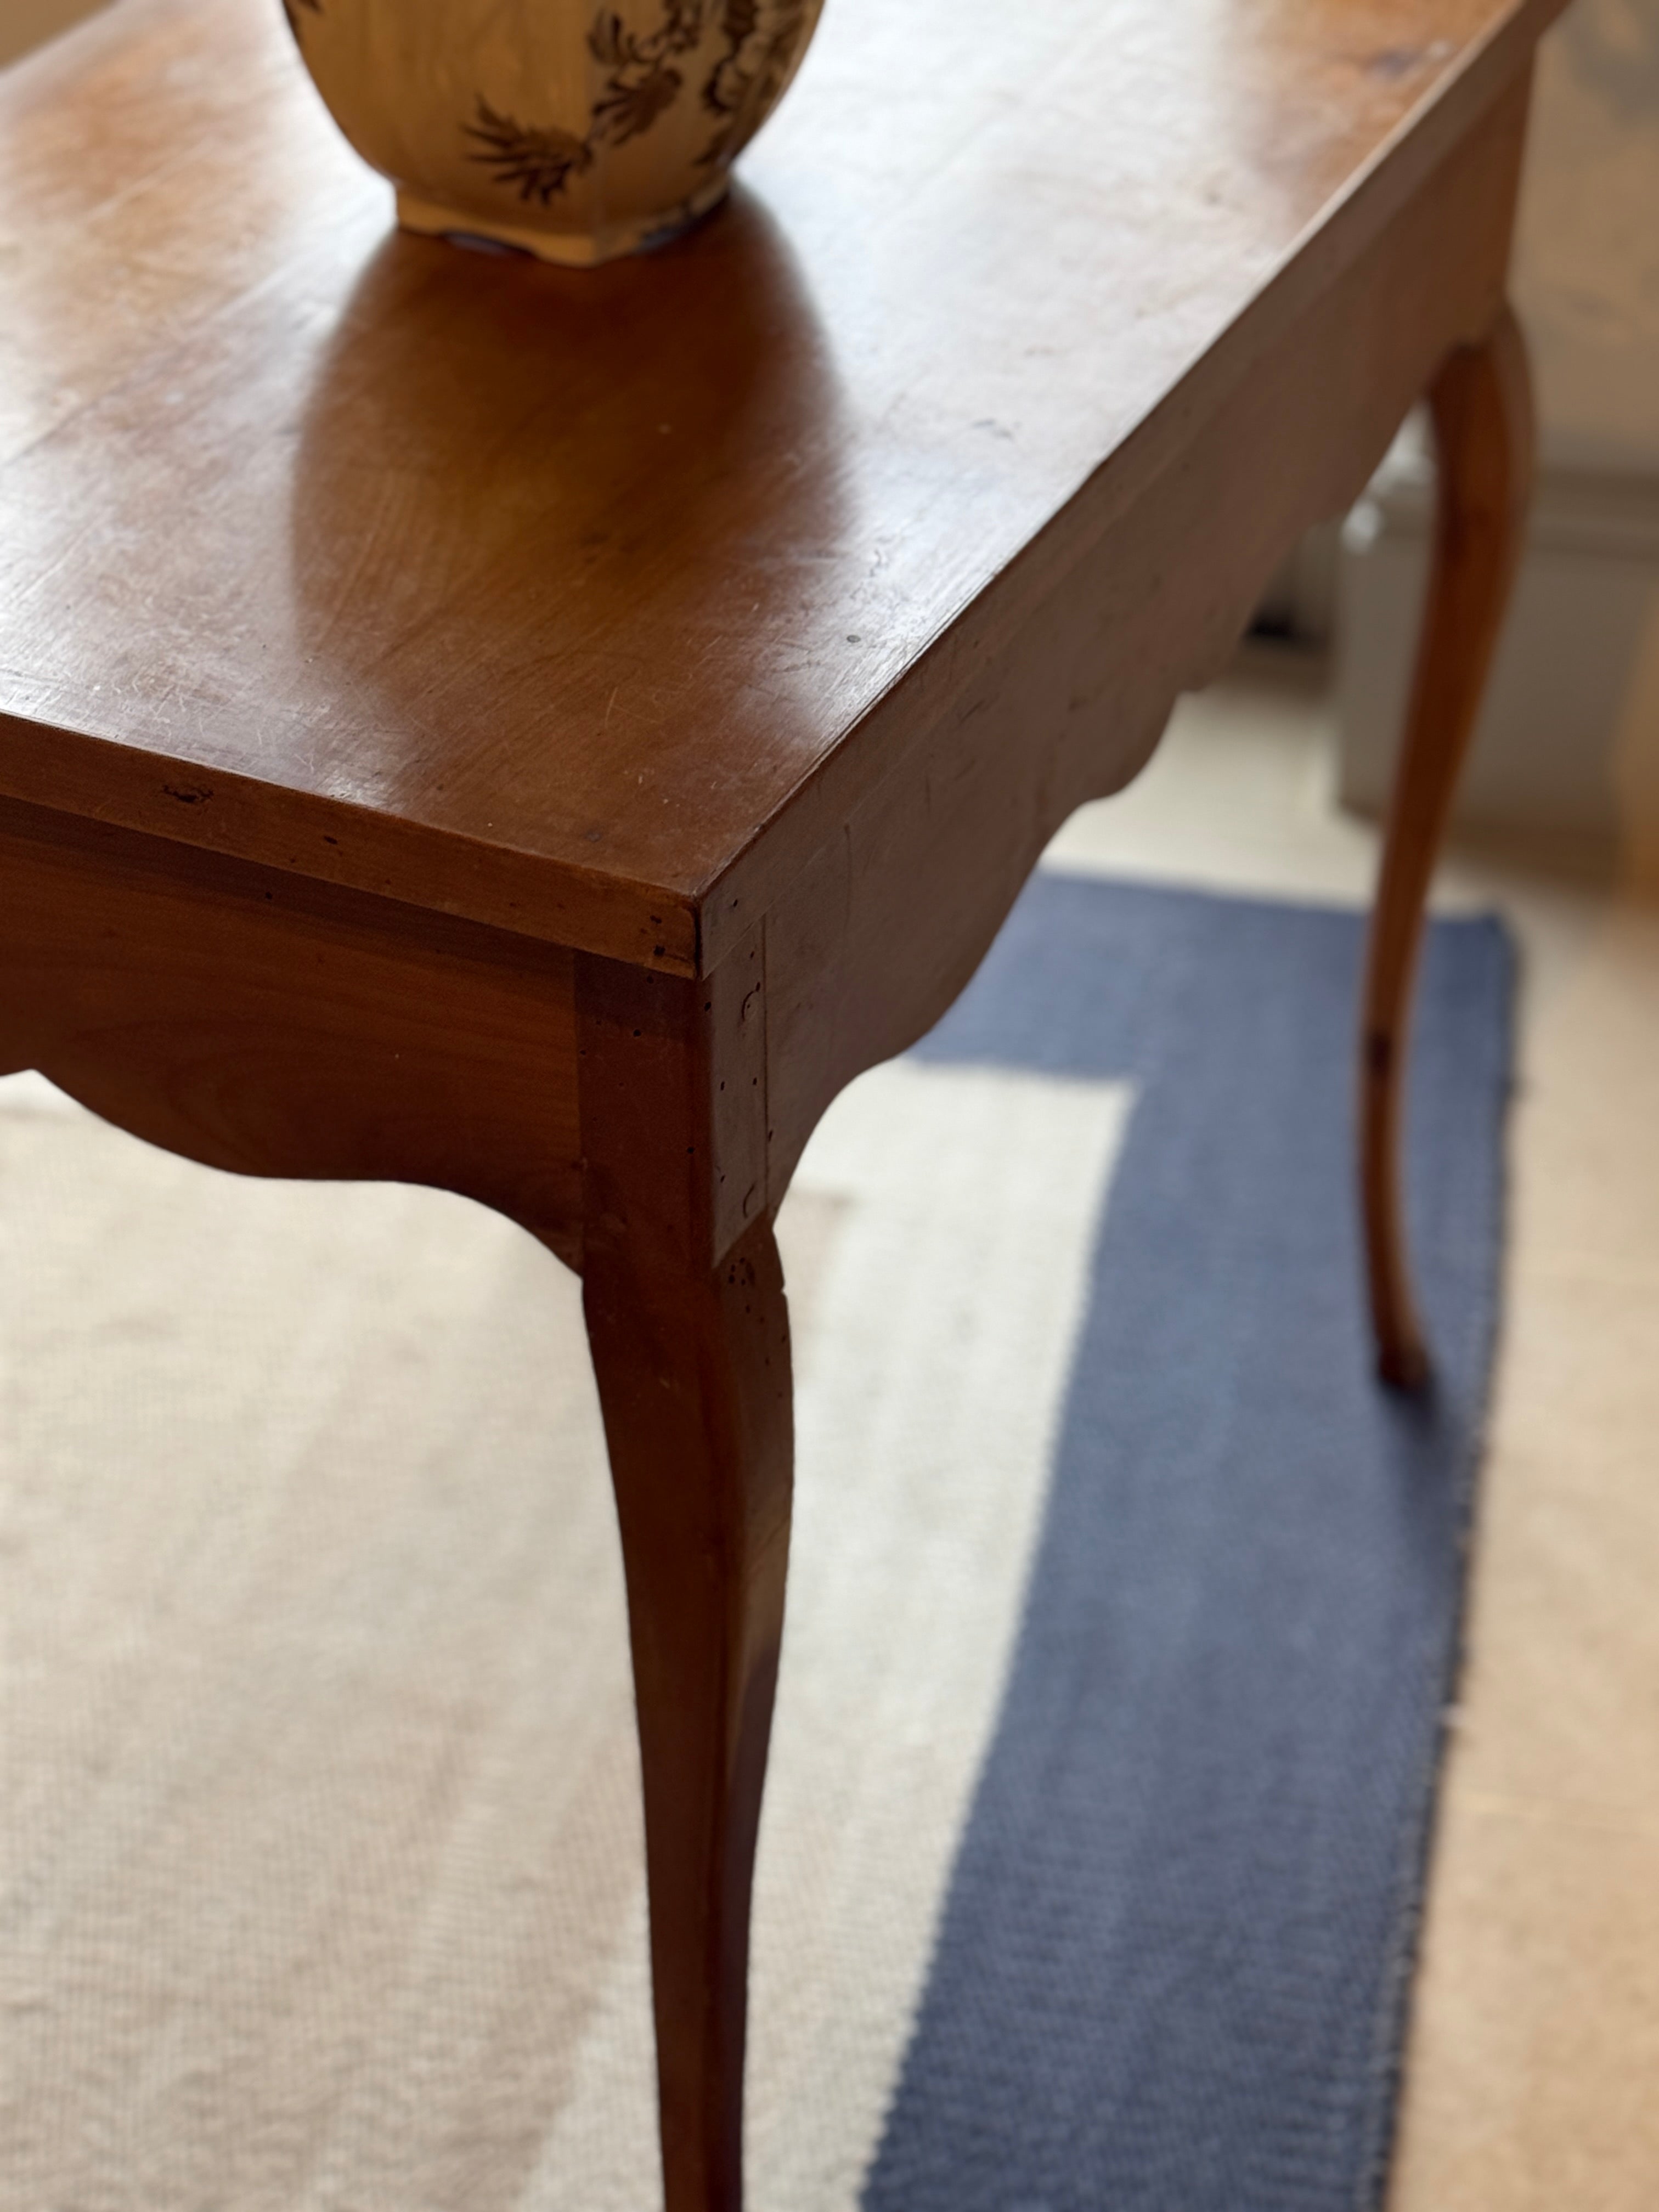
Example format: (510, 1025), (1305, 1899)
(0, 0), (1558, 2204)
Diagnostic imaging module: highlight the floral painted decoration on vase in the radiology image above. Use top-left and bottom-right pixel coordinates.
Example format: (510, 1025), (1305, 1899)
(285, 0), (824, 265)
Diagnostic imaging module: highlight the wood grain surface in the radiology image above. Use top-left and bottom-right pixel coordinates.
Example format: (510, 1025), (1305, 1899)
(756, 75), (1536, 1201)
(0, 794), (585, 1257)
(0, 0), (1564, 973)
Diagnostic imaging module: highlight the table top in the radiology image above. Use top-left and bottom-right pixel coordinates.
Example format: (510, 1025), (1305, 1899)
(0, 0), (1555, 972)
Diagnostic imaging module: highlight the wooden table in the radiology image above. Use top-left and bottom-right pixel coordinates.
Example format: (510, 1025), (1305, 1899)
(0, 0), (1560, 2202)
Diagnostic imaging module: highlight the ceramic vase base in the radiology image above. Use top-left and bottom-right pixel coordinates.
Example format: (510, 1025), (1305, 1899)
(395, 178), (730, 267)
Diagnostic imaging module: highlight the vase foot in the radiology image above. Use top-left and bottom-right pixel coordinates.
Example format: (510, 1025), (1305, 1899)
(394, 178), (730, 267)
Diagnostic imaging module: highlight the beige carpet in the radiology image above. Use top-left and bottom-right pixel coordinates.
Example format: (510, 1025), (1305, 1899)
(0, 1055), (1130, 2211)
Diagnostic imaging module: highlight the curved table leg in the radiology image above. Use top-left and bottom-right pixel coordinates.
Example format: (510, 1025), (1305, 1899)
(578, 953), (793, 2212)
(585, 1216), (791, 2212)
(1359, 302), (1534, 1389)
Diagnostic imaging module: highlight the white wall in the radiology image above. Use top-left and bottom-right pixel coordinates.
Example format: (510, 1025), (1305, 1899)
(1515, 0), (1659, 475)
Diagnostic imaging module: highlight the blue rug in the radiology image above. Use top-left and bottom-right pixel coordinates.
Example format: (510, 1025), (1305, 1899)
(864, 874), (1514, 2212)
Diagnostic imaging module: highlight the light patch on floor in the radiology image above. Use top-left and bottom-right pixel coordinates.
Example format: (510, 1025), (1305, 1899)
(0, 1055), (1132, 2212)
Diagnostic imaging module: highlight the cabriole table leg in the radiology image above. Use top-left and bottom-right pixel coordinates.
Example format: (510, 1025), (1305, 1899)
(1359, 301), (1535, 1387)
(578, 953), (793, 2212)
